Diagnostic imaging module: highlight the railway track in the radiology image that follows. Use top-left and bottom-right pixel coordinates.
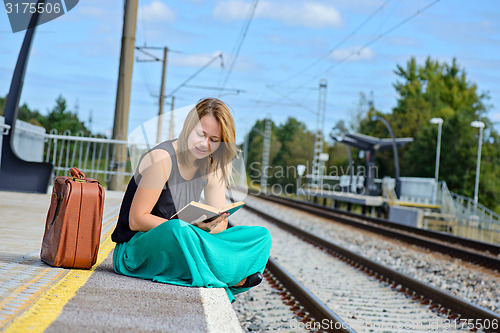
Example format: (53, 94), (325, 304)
(250, 192), (500, 270)
(230, 200), (500, 332)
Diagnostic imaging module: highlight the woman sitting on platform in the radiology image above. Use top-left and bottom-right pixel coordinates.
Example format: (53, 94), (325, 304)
(111, 98), (272, 303)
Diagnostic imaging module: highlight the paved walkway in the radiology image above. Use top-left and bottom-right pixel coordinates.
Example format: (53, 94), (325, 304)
(0, 190), (242, 332)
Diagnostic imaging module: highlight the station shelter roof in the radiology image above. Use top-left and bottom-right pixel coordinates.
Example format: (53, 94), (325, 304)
(337, 133), (414, 151)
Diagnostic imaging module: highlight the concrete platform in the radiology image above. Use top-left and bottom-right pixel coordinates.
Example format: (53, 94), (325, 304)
(0, 190), (243, 332)
(299, 188), (385, 206)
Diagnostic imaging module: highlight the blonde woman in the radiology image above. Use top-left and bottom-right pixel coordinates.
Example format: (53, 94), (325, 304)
(111, 98), (272, 302)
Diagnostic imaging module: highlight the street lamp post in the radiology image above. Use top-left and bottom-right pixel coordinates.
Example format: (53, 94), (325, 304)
(372, 115), (401, 198)
(470, 121), (485, 209)
(430, 118), (443, 203)
(296, 164), (306, 196)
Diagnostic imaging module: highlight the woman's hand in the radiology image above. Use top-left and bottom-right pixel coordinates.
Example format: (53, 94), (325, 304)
(193, 212), (229, 232)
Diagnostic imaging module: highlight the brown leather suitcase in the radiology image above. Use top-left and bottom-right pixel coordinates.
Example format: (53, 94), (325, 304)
(41, 167), (105, 269)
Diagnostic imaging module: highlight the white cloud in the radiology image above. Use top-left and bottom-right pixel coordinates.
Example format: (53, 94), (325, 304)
(139, 1), (176, 23)
(170, 52), (258, 73)
(329, 46), (375, 62)
(213, 0), (342, 29)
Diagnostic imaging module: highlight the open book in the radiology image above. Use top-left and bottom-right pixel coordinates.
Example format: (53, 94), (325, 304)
(170, 201), (245, 223)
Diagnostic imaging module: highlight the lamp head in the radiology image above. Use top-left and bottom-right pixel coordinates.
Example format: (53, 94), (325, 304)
(330, 133), (344, 142)
(430, 117), (443, 125)
(297, 164), (306, 177)
(470, 121), (485, 129)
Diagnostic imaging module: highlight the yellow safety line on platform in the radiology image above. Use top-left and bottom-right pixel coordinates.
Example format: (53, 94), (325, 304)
(396, 201), (441, 209)
(3, 216), (118, 333)
(0, 269), (66, 327)
(0, 214), (118, 328)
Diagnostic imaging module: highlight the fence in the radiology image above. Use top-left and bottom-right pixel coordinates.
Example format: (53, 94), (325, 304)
(0, 118), (143, 187)
(0, 117), (9, 168)
(448, 190), (500, 244)
(44, 130), (138, 185)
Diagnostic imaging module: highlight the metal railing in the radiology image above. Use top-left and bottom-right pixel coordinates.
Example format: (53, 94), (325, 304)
(44, 130), (137, 184)
(0, 122), (11, 135)
(0, 122), (156, 188)
(299, 173), (499, 244)
(449, 190), (500, 244)
(436, 181), (457, 216)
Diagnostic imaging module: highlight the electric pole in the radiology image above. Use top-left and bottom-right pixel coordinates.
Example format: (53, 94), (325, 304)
(169, 96), (175, 139)
(311, 79), (327, 188)
(88, 110), (93, 133)
(260, 118), (272, 193)
(109, 0), (138, 191)
(135, 46), (169, 143)
(157, 47), (168, 143)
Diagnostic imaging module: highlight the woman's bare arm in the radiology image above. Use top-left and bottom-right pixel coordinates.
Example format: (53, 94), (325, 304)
(129, 149), (172, 232)
(203, 166), (230, 234)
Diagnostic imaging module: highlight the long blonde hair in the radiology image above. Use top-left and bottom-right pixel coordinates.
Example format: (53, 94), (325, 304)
(177, 98), (239, 185)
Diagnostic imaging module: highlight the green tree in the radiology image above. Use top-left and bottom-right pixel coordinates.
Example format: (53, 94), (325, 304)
(271, 117), (307, 168)
(0, 94), (45, 126)
(41, 95), (89, 135)
(245, 119), (281, 186)
(244, 117), (318, 193)
(0, 95), (5, 115)
(359, 57), (499, 210)
(270, 117), (315, 191)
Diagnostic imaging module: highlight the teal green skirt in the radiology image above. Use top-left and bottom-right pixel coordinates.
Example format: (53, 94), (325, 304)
(113, 219), (272, 303)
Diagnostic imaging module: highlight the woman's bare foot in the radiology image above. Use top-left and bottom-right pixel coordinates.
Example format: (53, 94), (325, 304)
(234, 277), (247, 287)
(232, 273), (263, 288)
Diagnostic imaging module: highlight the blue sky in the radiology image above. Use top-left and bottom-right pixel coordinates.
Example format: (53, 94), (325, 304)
(1, 0), (499, 144)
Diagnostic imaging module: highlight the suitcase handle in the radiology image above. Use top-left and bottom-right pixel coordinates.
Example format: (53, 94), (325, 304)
(70, 167), (85, 179)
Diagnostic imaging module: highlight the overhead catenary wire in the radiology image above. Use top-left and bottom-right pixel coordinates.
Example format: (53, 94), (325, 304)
(135, 46), (165, 100)
(183, 84), (245, 94)
(269, 0), (392, 89)
(135, 42), (224, 100)
(218, 0), (259, 95)
(137, 62), (158, 98)
(267, 86), (317, 115)
(136, 14), (162, 102)
(266, 0), (441, 111)
(135, 47), (161, 61)
(316, 0), (441, 81)
(166, 53), (224, 98)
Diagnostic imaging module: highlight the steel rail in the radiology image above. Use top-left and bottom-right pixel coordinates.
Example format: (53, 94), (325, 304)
(265, 258), (356, 333)
(257, 192), (500, 254)
(251, 192), (500, 269)
(261, 192), (500, 254)
(243, 202), (500, 331)
(228, 220), (354, 333)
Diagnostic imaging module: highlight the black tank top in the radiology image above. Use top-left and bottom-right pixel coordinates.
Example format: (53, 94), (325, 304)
(111, 140), (208, 243)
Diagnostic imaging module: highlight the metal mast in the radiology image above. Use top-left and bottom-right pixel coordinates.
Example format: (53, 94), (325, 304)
(260, 118), (272, 193)
(109, 0), (138, 190)
(311, 79), (327, 187)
